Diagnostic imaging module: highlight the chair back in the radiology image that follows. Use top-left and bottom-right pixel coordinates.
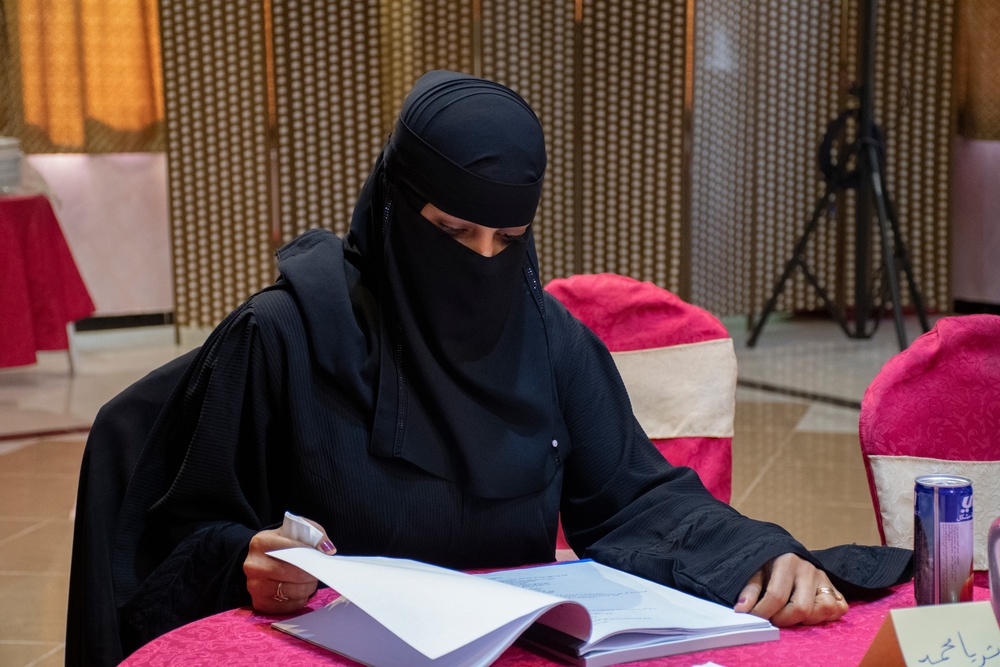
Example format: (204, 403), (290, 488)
(859, 314), (1000, 569)
(545, 273), (736, 503)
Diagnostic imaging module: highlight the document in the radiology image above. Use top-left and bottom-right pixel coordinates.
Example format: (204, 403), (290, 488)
(269, 548), (777, 667)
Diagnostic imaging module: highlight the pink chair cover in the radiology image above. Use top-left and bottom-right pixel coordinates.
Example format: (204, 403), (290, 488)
(859, 314), (1000, 544)
(545, 273), (731, 352)
(544, 273), (734, 507)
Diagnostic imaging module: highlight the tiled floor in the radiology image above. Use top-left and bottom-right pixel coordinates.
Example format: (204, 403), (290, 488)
(0, 313), (934, 666)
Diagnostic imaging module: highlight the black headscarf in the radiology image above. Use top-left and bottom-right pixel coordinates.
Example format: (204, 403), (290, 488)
(346, 70), (565, 499)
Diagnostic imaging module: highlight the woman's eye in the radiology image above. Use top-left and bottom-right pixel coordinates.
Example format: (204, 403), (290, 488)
(436, 222), (462, 236)
(499, 230), (527, 243)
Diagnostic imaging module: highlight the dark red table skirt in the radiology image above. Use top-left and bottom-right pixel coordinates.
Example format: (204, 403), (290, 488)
(120, 573), (991, 667)
(0, 194), (95, 367)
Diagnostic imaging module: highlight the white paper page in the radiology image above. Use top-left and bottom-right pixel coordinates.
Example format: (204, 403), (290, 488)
(479, 560), (772, 650)
(275, 596), (569, 667)
(268, 548), (585, 660)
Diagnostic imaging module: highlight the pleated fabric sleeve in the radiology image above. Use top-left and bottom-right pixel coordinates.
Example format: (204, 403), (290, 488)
(65, 349), (198, 666)
(110, 298), (283, 655)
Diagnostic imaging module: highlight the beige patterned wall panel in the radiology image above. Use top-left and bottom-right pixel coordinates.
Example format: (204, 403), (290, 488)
(689, 1), (758, 316)
(691, 1), (842, 317)
(271, 0), (475, 242)
(163, 1), (952, 325)
(871, 0), (954, 313)
(270, 2), (384, 240)
(750, 1), (843, 316)
(823, 0), (954, 317)
(379, 0), (475, 131)
(579, 0), (689, 293)
(691, 0), (954, 318)
(160, 1), (273, 329)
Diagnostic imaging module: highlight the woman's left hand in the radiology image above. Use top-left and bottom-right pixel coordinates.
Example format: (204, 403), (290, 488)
(734, 553), (849, 626)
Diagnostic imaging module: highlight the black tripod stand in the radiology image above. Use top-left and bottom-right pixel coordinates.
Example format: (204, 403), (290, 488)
(747, 0), (929, 351)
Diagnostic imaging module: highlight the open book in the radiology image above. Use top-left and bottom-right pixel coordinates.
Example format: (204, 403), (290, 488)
(269, 548), (777, 667)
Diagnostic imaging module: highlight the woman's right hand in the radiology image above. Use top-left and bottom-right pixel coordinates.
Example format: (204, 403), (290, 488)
(243, 517), (336, 614)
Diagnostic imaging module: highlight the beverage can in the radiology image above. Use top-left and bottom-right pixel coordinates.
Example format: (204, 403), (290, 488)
(913, 474), (974, 605)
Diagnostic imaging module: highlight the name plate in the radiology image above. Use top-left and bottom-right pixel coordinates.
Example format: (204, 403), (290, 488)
(861, 601), (1000, 666)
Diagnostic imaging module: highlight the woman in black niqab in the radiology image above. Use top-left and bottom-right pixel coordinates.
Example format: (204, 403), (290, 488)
(356, 70), (562, 499)
(66, 70), (912, 667)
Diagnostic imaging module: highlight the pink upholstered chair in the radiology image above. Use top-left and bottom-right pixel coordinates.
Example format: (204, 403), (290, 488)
(858, 314), (1000, 570)
(545, 273), (737, 555)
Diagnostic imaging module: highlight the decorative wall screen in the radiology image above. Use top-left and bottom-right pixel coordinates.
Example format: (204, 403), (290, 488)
(691, 0), (955, 318)
(159, 1), (273, 329)
(378, 0), (476, 134)
(577, 0), (689, 291)
(691, 1), (845, 317)
(270, 0), (476, 244)
(269, 2), (384, 242)
(160, 0), (955, 329)
(870, 0), (954, 317)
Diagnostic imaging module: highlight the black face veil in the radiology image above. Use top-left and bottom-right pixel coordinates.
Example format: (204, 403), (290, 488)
(349, 70), (564, 499)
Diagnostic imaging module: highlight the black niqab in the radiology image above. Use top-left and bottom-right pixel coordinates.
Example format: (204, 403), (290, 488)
(353, 70), (563, 498)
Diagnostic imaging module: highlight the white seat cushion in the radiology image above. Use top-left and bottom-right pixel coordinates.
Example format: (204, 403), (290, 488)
(611, 337), (736, 439)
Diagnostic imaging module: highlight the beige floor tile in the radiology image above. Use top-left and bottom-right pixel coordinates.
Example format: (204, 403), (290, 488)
(0, 520), (38, 542)
(0, 439), (85, 477)
(31, 647), (66, 667)
(0, 326), (202, 440)
(0, 518), (73, 573)
(726, 313), (934, 404)
(730, 400), (809, 503)
(734, 431), (882, 550)
(0, 473), (79, 519)
(0, 642), (64, 667)
(0, 408), (89, 439)
(0, 574), (70, 642)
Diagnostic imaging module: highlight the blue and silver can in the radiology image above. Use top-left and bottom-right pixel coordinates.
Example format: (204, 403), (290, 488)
(913, 474), (974, 605)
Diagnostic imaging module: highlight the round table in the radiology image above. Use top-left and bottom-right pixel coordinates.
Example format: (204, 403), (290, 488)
(120, 573), (991, 666)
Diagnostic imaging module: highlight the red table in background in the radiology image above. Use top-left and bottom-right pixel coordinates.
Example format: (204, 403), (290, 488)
(121, 574), (991, 667)
(0, 193), (95, 368)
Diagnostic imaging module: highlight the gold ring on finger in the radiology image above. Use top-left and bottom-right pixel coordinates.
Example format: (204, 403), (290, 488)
(816, 586), (843, 601)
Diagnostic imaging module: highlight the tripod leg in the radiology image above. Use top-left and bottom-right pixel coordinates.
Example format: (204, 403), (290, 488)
(865, 143), (907, 350)
(798, 262), (853, 337)
(883, 187), (931, 333)
(747, 191), (832, 347)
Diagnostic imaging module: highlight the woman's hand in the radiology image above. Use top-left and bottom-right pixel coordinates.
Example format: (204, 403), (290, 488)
(243, 517), (336, 615)
(734, 553), (848, 626)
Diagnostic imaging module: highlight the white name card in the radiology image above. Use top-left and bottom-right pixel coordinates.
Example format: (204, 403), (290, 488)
(860, 601), (1000, 666)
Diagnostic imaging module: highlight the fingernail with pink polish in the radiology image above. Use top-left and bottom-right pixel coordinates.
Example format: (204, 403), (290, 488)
(319, 540), (336, 554)
(737, 597), (747, 605)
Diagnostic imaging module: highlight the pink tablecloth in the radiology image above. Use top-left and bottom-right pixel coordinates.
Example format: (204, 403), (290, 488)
(0, 194), (95, 367)
(121, 573), (991, 667)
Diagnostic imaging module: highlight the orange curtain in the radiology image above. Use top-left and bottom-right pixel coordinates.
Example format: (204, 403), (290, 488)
(6, 0), (164, 152)
(956, 0), (1000, 139)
